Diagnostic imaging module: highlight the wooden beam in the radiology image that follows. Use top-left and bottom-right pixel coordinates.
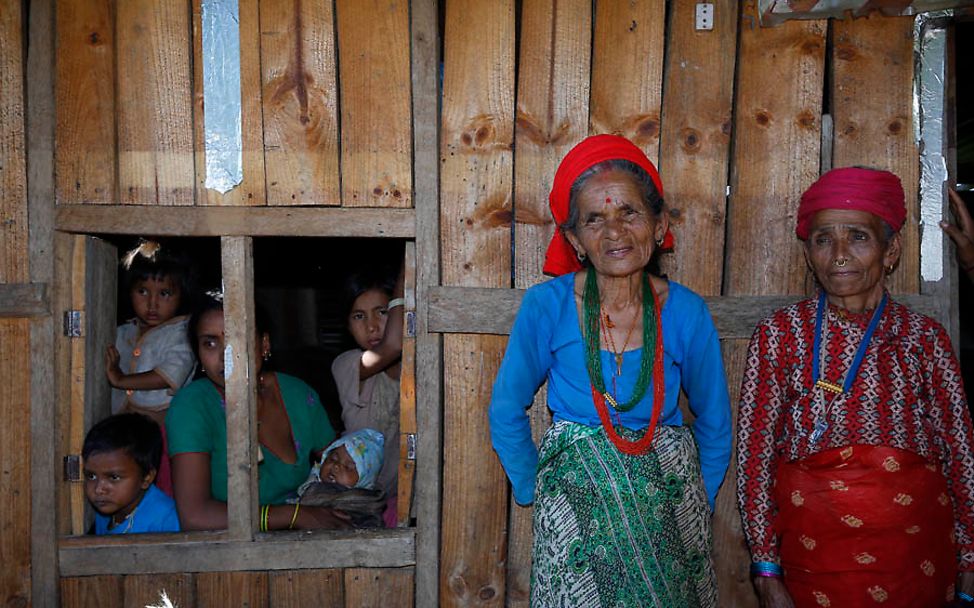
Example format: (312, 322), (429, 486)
(55, 205), (416, 237)
(439, 0), (515, 603)
(409, 0), (443, 605)
(427, 286), (943, 339)
(58, 529), (416, 576)
(24, 0), (59, 605)
(0, 283), (48, 317)
(221, 237), (259, 542)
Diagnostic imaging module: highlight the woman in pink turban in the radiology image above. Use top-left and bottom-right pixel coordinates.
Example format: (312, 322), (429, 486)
(737, 167), (974, 607)
(489, 134), (732, 607)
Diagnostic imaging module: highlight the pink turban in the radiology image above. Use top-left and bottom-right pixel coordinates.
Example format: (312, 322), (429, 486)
(543, 134), (674, 276)
(796, 167), (906, 240)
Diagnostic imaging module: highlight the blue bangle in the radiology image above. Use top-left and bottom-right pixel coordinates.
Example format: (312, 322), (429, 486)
(750, 561), (783, 578)
(958, 590), (974, 603)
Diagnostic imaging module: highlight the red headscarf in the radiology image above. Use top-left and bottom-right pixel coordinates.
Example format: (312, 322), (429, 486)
(543, 134), (674, 276)
(796, 167), (906, 240)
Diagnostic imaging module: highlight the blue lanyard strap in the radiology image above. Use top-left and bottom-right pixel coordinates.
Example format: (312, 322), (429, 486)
(812, 291), (887, 394)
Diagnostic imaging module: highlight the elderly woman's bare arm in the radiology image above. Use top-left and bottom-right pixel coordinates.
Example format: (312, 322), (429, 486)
(941, 189), (974, 282)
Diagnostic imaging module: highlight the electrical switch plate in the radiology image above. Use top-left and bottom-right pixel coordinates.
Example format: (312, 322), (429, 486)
(695, 3), (714, 31)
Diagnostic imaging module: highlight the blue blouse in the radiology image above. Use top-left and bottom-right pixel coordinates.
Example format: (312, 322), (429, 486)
(488, 273), (732, 507)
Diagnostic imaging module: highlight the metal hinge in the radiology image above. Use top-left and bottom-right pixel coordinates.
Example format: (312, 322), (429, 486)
(405, 311), (416, 338)
(406, 433), (417, 460)
(63, 454), (82, 482)
(63, 310), (83, 337)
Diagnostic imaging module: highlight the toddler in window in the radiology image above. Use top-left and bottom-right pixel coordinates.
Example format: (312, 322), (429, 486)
(294, 429), (387, 528)
(106, 239), (196, 495)
(83, 413), (180, 534)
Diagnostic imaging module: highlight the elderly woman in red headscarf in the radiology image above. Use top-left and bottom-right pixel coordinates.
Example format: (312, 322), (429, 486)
(737, 167), (974, 608)
(488, 134), (732, 607)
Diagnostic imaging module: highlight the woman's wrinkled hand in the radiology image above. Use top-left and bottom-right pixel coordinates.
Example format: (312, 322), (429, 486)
(941, 189), (974, 280)
(753, 577), (795, 608)
(296, 505), (353, 530)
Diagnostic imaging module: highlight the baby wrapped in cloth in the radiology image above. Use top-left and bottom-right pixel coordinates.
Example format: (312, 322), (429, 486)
(293, 428), (387, 528)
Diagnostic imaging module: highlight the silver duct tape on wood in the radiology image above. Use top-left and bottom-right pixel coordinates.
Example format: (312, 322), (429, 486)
(202, 0), (243, 194)
(916, 15), (949, 282)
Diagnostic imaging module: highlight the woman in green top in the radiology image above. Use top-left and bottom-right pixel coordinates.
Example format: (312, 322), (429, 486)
(166, 293), (349, 531)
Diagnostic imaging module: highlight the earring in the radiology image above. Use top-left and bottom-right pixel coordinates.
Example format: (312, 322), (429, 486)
(262, 350), (271, 362)
(885, 265), (894, 275)
(655, 236), (663, 246)
(577, 252), (587, 262)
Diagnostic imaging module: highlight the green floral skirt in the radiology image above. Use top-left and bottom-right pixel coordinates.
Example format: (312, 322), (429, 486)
(531, 422), (717, 608)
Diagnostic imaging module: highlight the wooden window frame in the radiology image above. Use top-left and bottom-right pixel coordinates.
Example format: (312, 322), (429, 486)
(50, 226), (422, 577)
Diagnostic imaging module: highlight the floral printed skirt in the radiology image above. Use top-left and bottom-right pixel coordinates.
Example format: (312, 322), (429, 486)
(530, 421), (717, 608)
(775, 445), (956, 607)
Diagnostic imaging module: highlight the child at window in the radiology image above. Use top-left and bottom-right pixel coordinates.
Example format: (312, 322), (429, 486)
(294, 429), (387, 528)
(106, 239), (196, 495)
(330, 264), (404, 527)
(83, 413), (180, 535)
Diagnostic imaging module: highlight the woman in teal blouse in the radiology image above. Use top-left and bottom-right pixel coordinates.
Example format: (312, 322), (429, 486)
(167, 293), (349, 531)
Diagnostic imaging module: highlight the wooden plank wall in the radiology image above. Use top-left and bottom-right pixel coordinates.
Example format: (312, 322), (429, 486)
(0, 1), (32, 605)
(54, 0), (411, 210)
(437, 1), (923, 607)
(60, 567), (414, 608)
(34, 0), (929, 606)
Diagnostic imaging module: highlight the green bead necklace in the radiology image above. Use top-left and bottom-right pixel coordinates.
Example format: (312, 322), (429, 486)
(581, 268), (657, 412)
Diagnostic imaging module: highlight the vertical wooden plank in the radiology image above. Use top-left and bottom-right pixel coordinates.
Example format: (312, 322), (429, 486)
(116, 0), (195, 205)
(508, 1), (592, 603)
(831, 13), (918, 294)
(344, 568), (414, 608)
(713, 339), (759, 608)
(64, 236), (118, 536)
(84, 238), (118, 427)
(193, 0), (266, 207)
(269, 569), (343, 608)
(657, 0), (739, 295)
(67, 237), (89, 535)
(55, 0), (116, 204)
(410, 0), (442, 603)
(336, 0), (413, 208)
(221, 236), (259, 540)
(123, 573), (195, 608)
(0, 5), (31, 604)
(440, 0), (515, 605)
(0, 320), (31, 606)
(589, 0), (666, 160)
(0, 0), (27, 284)
(196, 572), (268, 608)
(55, 235), (75, 538)
(60, 576), (124, 608)
(725, 2), (826, 296)
(259, 0), (341, 206)
(398, 243), (417, 525)
(29, 1), (60, 602)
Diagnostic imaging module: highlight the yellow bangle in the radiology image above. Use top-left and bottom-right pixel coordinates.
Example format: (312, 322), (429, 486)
(259, 505), (269, 532)
(288, 503), (301, 530)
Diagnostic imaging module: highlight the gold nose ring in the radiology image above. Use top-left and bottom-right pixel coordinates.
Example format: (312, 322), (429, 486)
(834, 258), (848, 267)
